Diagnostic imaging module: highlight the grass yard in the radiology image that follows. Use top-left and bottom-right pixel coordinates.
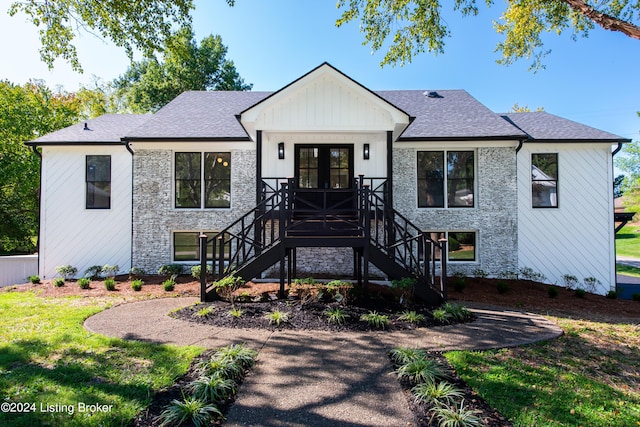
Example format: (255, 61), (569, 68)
(617, 263), (640, 277)
(0, 292), (202, 427)
(446, 318), (640, 427)
(616, 224), (640, 258)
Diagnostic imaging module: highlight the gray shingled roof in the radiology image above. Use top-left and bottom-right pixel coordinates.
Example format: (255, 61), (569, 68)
(501, 112), (627, 142)
(125, 91), (270, 140)
(29, 114), (149, 144)
(379, 90), (527, 139)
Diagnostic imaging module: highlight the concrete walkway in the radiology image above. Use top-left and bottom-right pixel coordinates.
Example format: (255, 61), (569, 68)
(85, 298), (562, 427)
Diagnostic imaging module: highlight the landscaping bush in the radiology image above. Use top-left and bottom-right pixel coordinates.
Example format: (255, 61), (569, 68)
(28, 275), (40, 284)
(84, 265), (102, 280)
(496, 280), (509, 294)
(191, 264), (213, 279)
(606, 290), (618, 299)
(158, 264), (184, 276)
(391, 277), (416, 304)
(547, 286), (559, 298)
(55, 265), (77, 280)
(101, 264), (119, 279)
(162, 277), (176, 291)
(360, 311), (389, 329)
(214, 274), (245, 306)
(53, 277), (65, 287)
(77, 278), (91, 289)
(632, 293), (640, 302)
(131, 279), (144, 291)
(452, 273), (466, 292)
(562, 274), (579, 290)
(104, 278), (116, 291)
(583, 276), (601, 293)
(128, 267), (146, 279)
(574, 288), (586, 298)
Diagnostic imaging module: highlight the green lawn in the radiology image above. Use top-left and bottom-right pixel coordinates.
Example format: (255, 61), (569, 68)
(616, 224), (640, 258)
(446, 318), (640, 427)
(0, 291), (202, 427)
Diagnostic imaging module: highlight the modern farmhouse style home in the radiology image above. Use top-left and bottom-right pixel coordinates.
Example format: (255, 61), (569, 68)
(27, 63), (628, 301)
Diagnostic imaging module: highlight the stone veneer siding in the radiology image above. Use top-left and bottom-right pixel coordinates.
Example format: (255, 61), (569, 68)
(393, 146), (518, 277)
(132, 148), (256, 274)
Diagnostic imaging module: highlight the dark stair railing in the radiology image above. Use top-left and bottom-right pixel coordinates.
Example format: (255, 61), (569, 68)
(200, 177), (447, 303)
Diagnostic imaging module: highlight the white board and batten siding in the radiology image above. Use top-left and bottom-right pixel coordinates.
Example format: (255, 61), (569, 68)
(517, 143), (616, 294)
(39, 146), (132, 279)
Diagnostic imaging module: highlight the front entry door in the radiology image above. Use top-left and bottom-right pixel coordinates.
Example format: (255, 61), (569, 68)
(295, 145), (353, 190)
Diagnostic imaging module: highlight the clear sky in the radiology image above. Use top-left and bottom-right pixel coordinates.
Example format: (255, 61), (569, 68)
(1, 0), (638, 142)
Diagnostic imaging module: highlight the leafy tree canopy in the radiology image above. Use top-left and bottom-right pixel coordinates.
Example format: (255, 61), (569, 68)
(0, 81), (82, 253)
(335, 0), (640, 71)
(113, 28), (252, 113)
(8, 0), (194, 72)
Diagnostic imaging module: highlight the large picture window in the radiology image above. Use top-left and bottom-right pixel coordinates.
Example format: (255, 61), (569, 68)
(173, 231), (230, 262)
(531, 153), (558, 208)
(86, 155), (111, 209)
(417, 151), (474, 208)
(175, 152), (230, 208)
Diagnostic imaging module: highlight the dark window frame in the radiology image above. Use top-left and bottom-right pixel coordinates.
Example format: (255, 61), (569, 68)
(86, 155), (111, 209)
(173, 231), (230, 262)
(423, 231), (477, 262)
(531, 153), (559, 209)
(175, 152), (231, 209)
(417, 150), (475, 208)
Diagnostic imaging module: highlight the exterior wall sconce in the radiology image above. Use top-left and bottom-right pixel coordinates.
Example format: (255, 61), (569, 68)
(278, 142), (285, 159)
(363, 143), (370, 160)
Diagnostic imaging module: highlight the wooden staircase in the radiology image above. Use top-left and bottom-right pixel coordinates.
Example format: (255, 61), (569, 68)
(199, 177), (448, 305)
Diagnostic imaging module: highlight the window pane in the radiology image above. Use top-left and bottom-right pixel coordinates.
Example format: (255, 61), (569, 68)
(174, 231), (229, 261)
(532, 153), (558, 208)
(449, 232), (475, 261)
(204, 153), (231, 208)
(447, 152), (474, 207)
(175, 153), (201, 208)
(86, 155), (111, 209)
(298, 148), (319, 188)
(417, 152), (444, 207)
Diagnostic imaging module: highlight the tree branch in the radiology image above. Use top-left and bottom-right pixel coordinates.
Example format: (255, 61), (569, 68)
(561, 0), (640, 39)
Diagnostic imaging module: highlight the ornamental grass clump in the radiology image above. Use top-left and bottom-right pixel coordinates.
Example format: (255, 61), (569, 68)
(389, 347), (428, 365)
(265, 309), (289, 326)
(412, 381), (464, 406)
(186, 375), (236, 403)
(214, 344), (258, 371)
(433, 400), (482, 427)
(397, 310), (426, 324)
(156, 395), (222, 427)
(324, 306), (350, 325)
(394, 355), (449, 384)
(360, 311), (390, 329)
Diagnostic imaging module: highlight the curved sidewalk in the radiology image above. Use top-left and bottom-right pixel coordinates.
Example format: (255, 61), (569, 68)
(85, 298), (562, 427)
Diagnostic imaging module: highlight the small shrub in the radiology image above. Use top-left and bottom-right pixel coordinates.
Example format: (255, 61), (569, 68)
(452, 274), (466, 292)
(103, 278), (116, 291)
(562, 274), (579, 290)
(324, 306), (349, 325)
(53, 277), (65, 287)
(325, 280), (353, 304)
(228, 307), (244, 318)
(433, 400), (482, 427)
(156, 396), (222, 427)
(496, 280), (509, 294)
(432, 308), (453, 324)
(606, 290), (618, 299)
(191, 264), (213, 279)
(28, 275), (40, 284)
(55, 265), (77, 280)
(360, 311), (390, 329)
(497, 270), (518, 280)
(574, 288), (586, 298)
(194, 306), (214, 318)
(158, 264), (183, 276)
(632, 293), (640, 302)
(196, 356), (243, 380)
(583, 276), (601, 293)
(101, 264), (119, 278)
(547, 286), (559, 298)
(77, 277), (91, 289)
(395, 356), (448, 384)
(162, 277), (176, 291)
(214, 274), (245, 306)
(265, 309), (289, 326)
(519, 266), (547, 282)
(128, 267), (146, 278)
(412, 381), (464, 406)
(84, 265), (103, 280)
(442, 303), (472, 322)
(389, 347), (428, 365)
(131, 279), (144, 291)
(471, 268), (488, 279)
(391, 277), (416, 304)
(214, 344), (258, 370)
(397, 310), (425, 324)
(187, 375), (236, 403)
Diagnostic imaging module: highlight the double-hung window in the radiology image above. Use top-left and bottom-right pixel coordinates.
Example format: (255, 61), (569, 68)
(531, 153), (558, 208)
(417, 151), (474, 208)
(86, 155), (111, 209)
(175, 152), (231, 208)
(425, 231), (477, 262)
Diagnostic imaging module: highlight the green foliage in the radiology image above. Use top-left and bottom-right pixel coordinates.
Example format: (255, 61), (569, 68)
(496, 280), (509, 294)
(0, 81), (81, 254)
(433, 400), (482, 427)
(158, 264), (184, 276)
(156, 396), (222, 427)
(518, 267), (546, 282)
(442, 303), (472, 322)
(360, 311), (389, 329)
(53, 277), (65, 287)
(432, 308), (453, 324)
(471, 268), (487, 279)
(213, 344), (257, 371)
(397, 310), (425, 324)
(103, 277), (116, 291)
(228, 307), (244, 318)
(191, 264), (213, 279)
(265, 309), (289, 326)
(55, 265), (77, 280)
(412, 381), (464, 406)
(84, 265), (103, 279)
(632, 293), (640, 302)
(547, 286), (559, 298)
(324, 279), (354, 304)
(395, 355), (448, 384)
(324, 306), (350, 325)
(583, 276), (602, 293)
(562, 274), (580, 290)
(452, 273), (466, 292)
(186, 375), (236, 403)
(606, 290), (618, 299)
(335, 0), (640, 71)
(389, 347), (428, 365)
(391, 277), (416, 304)
(131, 279), (144, 291)
(77, 277), (91, 289)
(575, 288), (587, 298)
(8, 0), (194, 72)
(497, 270), (518, 280)
(213, 274), (245, 306)
(129, 267), (147, 277)
(28, 275), (40, 284)
(114, 27), (252, 113)
(194, 306), (214, 318)
(196, 356), (243, 381)
(162, 278), (176, 291)
(101, 264), (119, 278)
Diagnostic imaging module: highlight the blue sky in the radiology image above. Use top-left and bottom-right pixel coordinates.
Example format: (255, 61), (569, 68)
(1, 0), (638, 141)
